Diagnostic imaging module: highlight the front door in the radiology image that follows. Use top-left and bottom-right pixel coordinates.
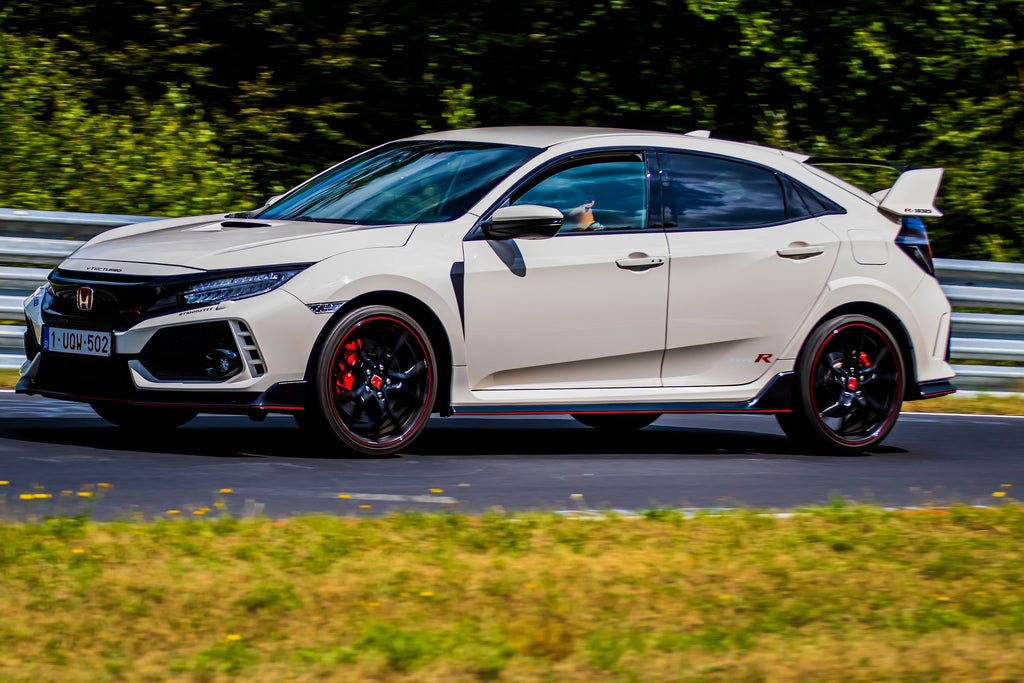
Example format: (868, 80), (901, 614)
(463, 152), (669, 390)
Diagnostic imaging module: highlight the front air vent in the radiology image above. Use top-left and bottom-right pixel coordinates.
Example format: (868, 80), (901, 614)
(139, 321), (242, 381)
(231, 320), (266, 376)
(220, 221), (272, 229)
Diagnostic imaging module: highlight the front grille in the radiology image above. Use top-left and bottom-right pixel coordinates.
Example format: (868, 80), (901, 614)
(32, 352), (135, 398)
(44, 270), (168, 330)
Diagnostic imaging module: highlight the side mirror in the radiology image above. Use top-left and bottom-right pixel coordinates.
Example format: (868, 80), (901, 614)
(484, 205), (563, 240)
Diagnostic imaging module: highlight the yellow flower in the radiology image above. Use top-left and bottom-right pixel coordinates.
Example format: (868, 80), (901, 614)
(34, 493), (51, 499)
(224, 634), (242, 642)
(359, 505), (372, 509)
(214, 502), (225, 508)
(71, 549), (85, 554)
(77, 491), (92, 498)
(0, 481), (8, 486)
(19, 494), (32, 500)
(219, 488), (233, 494)
(937, 596), (952, 601)
(992, 492), (1007, 498)
(420, 591), (435, 597)
(338, 494), (350, 499)
(167, 510), (181, 515)
(430, 488), (444, 493)
(98, 483), (112, 489)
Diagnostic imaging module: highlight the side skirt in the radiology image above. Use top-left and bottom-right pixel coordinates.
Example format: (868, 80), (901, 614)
(909, 379), (957, 401)
(450, 372), (794, 416)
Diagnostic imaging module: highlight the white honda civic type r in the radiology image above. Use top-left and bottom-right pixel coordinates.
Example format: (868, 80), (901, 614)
(19, 127), (955, 455)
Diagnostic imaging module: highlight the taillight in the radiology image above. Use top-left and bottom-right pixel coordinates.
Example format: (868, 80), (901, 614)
(895, 216), (935, 275)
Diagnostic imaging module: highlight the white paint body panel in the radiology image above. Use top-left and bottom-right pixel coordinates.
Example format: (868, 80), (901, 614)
(662, 217), (839, 386)
(463, 231), (669, 389)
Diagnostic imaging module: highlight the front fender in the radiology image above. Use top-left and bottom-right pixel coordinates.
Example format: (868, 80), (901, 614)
(283, 243), (467, 366)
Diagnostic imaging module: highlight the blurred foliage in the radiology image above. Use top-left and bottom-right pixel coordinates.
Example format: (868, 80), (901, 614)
(0, 0), (1021, 258)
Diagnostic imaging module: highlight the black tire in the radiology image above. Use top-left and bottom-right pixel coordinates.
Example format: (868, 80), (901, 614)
(780, 314), (905, 455)
(309, 305), (438, 456)
(90, 402), (197, 430)
(571, 412), (661, 431)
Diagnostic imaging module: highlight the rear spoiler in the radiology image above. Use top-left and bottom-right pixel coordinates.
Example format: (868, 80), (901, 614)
(807, 157), (944, 218)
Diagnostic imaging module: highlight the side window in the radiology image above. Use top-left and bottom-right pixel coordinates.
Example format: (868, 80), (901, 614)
(512, 156), (647, 233)
(661, 153), (787, 230)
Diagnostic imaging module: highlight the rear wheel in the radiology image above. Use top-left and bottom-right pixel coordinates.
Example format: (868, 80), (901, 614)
(309, 305), (437, 456)
(780, 314), (905, 455)
(571, 412), (661, 431)
(90, 402), (197, 430)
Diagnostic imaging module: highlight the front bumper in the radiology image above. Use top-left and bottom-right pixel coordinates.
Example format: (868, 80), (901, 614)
(16, 368), (308, 414)
(20, 287), (331, 412)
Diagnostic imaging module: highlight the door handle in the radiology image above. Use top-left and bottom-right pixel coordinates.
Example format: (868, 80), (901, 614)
(615, 254), (666, 272)
(777, 245), (825, 260)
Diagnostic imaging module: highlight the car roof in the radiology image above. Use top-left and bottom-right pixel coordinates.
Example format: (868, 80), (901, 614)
(406, 126), (664, 148)
(405, 126), (810, 164)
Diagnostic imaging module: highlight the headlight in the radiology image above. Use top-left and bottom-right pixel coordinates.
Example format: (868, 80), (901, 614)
(179, 268), (305, 306)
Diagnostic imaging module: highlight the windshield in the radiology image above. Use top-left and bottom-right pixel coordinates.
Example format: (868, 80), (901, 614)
(255, 140), (541, 224)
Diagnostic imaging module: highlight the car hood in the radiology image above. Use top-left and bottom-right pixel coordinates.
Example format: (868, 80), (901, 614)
(64, 214), (415, 272)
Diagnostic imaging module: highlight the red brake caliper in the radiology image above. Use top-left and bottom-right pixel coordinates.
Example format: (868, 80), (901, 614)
(848, 351), (869, 391)
(336, 339), (360, 392)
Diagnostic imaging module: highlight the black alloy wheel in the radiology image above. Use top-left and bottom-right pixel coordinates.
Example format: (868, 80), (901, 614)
(312, 305), (437, 456)
(778, 314), (905, 455)
(90, 402), (198, 430)
(571, 412), (661, 431)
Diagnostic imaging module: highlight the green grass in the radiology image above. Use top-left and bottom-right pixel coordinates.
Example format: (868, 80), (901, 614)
(0, 369), (19, 388)
(0, 505), (1023, 681)
(901, 394), (1024, 416)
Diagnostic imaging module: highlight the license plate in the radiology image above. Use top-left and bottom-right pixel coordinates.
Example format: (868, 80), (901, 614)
(42, 326), (113, 358)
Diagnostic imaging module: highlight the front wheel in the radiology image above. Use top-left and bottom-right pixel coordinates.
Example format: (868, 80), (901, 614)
(780, 314), (905, 455)
(309, 305), (438, 456)
(90, 402), (198, 430)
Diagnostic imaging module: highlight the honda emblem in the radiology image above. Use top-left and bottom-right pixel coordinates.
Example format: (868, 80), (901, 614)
(76, 286), (95, 311)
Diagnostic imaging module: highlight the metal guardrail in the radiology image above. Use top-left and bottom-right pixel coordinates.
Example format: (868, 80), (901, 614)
(1, 209), (1023, 393)
(936, 259), (1024, 392)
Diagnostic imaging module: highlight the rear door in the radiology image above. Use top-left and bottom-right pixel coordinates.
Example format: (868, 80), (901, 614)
(658, 151), (840, 387)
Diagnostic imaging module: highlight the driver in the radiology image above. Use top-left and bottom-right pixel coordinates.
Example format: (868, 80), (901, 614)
(567, 199), (602, 230)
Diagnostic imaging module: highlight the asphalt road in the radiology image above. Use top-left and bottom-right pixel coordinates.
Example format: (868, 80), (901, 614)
(1, 391), (1021, 520)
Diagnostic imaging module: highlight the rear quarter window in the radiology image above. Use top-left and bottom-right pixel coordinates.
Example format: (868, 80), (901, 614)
(660, 152), (787, 229)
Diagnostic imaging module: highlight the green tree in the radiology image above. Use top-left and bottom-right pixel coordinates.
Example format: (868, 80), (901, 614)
(0, 31), (258, 215)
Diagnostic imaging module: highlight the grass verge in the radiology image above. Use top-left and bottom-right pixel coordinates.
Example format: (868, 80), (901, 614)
(0, 505), (1022, 681)
(901, 394), (1024, 416)
(0, 369), (19, 388)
